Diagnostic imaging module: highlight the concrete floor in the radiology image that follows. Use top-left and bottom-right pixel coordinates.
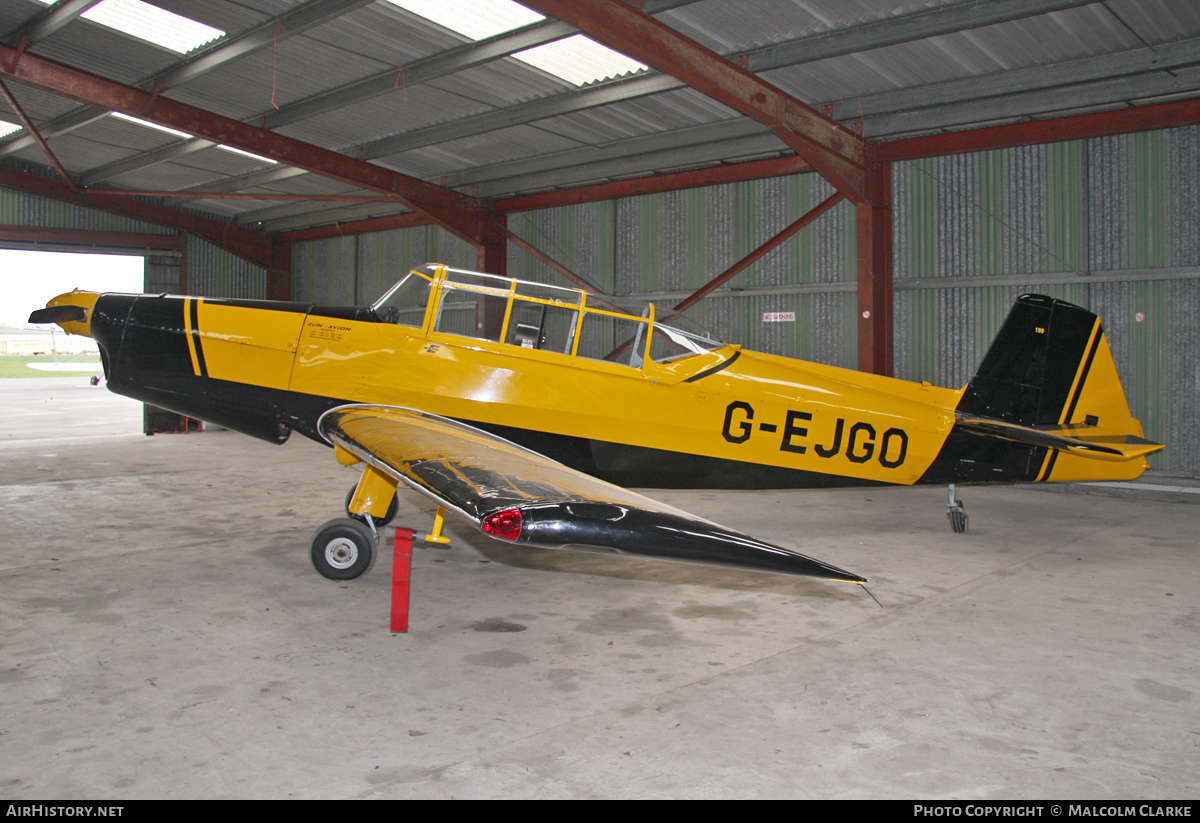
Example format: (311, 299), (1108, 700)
(1, 377), (1197, 799)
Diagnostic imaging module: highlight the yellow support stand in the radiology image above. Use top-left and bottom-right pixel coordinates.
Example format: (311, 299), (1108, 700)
(423, 507), (451, 545)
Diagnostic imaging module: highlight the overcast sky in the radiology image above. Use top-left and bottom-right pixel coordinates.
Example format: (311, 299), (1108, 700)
(0, 249), (144, 329)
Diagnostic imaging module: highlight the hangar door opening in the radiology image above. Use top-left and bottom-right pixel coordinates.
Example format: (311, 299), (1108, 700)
(0, 244), (185, 435)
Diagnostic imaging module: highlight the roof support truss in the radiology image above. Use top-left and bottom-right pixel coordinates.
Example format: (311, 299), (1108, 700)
(0, 164), (272, 268)
(0, 0), (377, 160)
(0, 43), (489, 244)
(521, 0), (869, 202)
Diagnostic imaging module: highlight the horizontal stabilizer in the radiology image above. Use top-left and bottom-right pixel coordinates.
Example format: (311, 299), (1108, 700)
(319, 404), (866, 584)
(957, 416), (1164, 461)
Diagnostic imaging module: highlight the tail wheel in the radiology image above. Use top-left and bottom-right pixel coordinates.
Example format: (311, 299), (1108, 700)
(948, 504), (969, 534)
(311, 518), (378, 580)
(344, 484), (399, 526)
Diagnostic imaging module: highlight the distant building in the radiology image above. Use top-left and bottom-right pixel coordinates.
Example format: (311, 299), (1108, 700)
(0, 328), (98, 355)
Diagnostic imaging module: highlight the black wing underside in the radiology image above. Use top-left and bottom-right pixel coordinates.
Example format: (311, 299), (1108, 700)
(318, 405), (865, 584)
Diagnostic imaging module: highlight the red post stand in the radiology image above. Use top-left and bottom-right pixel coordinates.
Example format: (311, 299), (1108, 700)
(391, 527), (413, 633)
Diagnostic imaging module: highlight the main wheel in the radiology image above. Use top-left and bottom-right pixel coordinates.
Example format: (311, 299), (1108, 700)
(311, 518), (378, 580)
(344, 484), (399, 526)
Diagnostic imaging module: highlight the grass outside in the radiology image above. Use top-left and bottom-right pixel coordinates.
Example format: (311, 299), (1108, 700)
(0, 354), (102, 378)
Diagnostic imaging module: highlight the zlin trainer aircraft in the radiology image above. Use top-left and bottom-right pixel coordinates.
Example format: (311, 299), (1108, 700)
(33, 263), (1162, 593)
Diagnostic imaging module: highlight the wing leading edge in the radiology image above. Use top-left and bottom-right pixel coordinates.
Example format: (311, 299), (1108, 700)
(318, 405), (866, 584)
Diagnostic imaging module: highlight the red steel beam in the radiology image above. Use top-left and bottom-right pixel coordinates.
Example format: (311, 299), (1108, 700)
(876, 97), (1200, 162)
(0, 76), (76, 190)
(0, 165), (272, 268)
(520, 0), (868, 203)
(673, 192), (844, 312)
(273, 155), (818, 240)
(281, 97), (1200, 231)
(85, 189), (403, 202)
(275, 211), (432, 244)
(0, 224), (181, 250)
(497, 155), (814, 213)
(0, 43), (487, 244)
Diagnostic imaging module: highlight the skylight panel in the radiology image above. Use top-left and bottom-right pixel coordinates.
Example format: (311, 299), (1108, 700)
(388, 0), (541, 41)
(387, 0), (646, 86)
(108, 113), (277, 164)
(517, 34), (648, 86)
(0, 120), (21, 139)
(218, 145), (278, 165)
(109, 111), (190, 140)
(33, 0), (225, 54)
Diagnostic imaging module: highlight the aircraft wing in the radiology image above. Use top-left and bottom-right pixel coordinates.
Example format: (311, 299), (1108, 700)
(318, 404), (866, 584)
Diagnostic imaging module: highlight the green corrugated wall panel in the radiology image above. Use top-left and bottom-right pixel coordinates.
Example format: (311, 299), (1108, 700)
(604, 173), (855, 365)
(895, 126), (1199, 473)
(977, 150), (1007, 276)
(507, 201), (616, 293)
(291, 226), (474, 306)
(1048, 141), (1084, 272)
(1133, 131), (1169, 269)
(1090, 278), (1199, 472)
(292, 236), (356, 305)
(187, 236), (265, 299)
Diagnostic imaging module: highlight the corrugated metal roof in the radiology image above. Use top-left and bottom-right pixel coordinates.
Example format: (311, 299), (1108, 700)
(0, 0), (1196, 231)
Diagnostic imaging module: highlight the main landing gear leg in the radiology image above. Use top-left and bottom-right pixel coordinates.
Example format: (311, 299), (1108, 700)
(947, 484), (969, 534)
(311, 465), (399, 580)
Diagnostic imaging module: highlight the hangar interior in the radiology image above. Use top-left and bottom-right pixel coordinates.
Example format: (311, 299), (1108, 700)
(1, 0), (1198, 799)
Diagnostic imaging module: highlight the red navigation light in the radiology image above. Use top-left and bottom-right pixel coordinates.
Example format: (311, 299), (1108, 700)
(482, 508), (522, 542)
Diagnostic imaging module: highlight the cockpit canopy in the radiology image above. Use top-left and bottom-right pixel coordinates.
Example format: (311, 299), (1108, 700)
(372, 263), (726, 368)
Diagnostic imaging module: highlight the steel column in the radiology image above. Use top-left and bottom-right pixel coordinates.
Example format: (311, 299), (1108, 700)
(267, 238), (291, 301)
(856, 162), (893, 376)
(478, 211), (507, 279)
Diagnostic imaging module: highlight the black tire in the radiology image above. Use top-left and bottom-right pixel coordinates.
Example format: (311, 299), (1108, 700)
(949, 507), (969, 534)
(344, 483), (399, 526)
(311, 518), (377, 580)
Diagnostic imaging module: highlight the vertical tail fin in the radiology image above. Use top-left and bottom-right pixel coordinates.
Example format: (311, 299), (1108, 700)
(958, 294), (1105, 427)
(957, 294), (1156, 481)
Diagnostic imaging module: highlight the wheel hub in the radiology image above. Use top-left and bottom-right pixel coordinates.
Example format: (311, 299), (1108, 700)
(324, 537), (359, 569)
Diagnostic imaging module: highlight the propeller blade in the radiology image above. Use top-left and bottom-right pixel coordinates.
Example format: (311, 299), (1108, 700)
(29, 306), (86, 324)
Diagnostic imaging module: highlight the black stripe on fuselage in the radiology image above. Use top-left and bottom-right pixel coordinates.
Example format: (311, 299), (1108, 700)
(189, 298), (208, 378)
(469, 419), (889, 490)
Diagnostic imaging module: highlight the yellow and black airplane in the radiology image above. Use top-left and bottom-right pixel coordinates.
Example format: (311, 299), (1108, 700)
(32, 263), (1162, 589)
